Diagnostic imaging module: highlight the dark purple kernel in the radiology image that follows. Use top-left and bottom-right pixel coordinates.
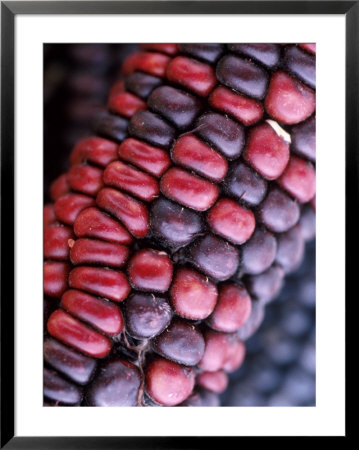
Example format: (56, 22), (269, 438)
(148, 86), (203, 129)
(124, 293), (173, 339)
(129, 110), (175, 148)
(291, 116), (316, 162)
(228, 44), (280, 68)
(225, 162), (267, 206)
(259, 188), (300, 233)
(245, 264), (285, 303)
(275, 225), (305, 274)
(241, 228), (277, 275)
(44, 337), (96, 385)
(299, 205), (316, 241)
(125, 71), (162, 99)
(236, 299), (265, 341)
(216, 55), (269, 99)
(153, 320), (205, 366)
(93, 110), (128, 143)
(188, 234), (240, 281)
(179, 43), (224, 63)
(196, 112), (245, 160)
(150, 197), (203, 248)
(86, 360), (141, 406)
(284, 45), (316, 89)
(44, 368), (82, 405)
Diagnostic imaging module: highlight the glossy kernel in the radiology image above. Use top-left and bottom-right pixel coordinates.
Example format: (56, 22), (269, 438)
(160, 168), (219, 211)
(44, 224), (74, 261)
(74, 207), (133, 245)
(54, 193), (95, 226)
(122, 52), (170, 77)
(207, 198), (255, 245)
(97, 188), (149, 238)
(47, 309), (112, 358)
(170, 267), (218, 320)
(166, 56), (217, 97)
(188, 235), (239, 281)
(207, 284), (252, 333)
(69, 238), (130, 267)
(244, 123), (290, 180)
(104, 160), (159, 202)
(44, 261), (70, 298)
(278, 155), (316, 203)
(127, 249), (173, 293)
(265, 71), (315, 124)
(118, 138), (170, 177)
(70, 137), (118, 167)
(171, 135), (228, 182)
(61, 289), (124, 335)
(145, 357), (195, 406)
(108, 82), (146, 118)
(67, 164), (103, 196)
(210, 86), (263, 125)
(69, 266), (130, 302)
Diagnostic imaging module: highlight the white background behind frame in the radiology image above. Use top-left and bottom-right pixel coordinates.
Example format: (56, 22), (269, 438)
(15, 13), (345, 436)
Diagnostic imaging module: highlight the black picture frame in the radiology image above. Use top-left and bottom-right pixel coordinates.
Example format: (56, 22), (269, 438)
(1, 1), (355, 447)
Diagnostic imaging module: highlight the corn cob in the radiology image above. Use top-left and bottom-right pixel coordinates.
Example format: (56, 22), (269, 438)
(44, 43), (316, 406)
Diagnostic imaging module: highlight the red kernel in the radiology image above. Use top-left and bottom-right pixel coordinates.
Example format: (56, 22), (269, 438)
(44, 204), (56, 228)
(222, 339), (246, 372)
(299, 43), (316, 54)
(74, 207), (133, 245)
(127, 249), (173, 293)
(160, 168), (219, 211)
(108, 83), (146, 118)
(265, 71), (316, 124)
(171, 135), (228, 182)
(278, 155), (316, 203)
(197, 370), (228, 393)
(61, 289), (124, 335)
(69, 266), (130, 302)
(70, 137), (118, 167)
(44, 224), (74, 260)
(210, 86), (263, 125)
(207, 284), (252, 333)
(104, 161), (159, 202)
(70, 238), (130, 267)
(139, 44), (179, 55)
(199, 331), (245, 372)
(44, 261), (70, 298)
(47, 309), (111, 358)
(146, 357), (195, 406)
(170, 267), (218, 320)
(244, 122), (290, 180)
(97, 188), (149, 238)
(208, 198), (255, 245)
(118, 138), (170, 177)
(166, 56), (216, 97)
(54, 193), (95, 226)
(50, 174), (70, 201)
(122, 52), (170, 77)
(67, 164), (103, 196)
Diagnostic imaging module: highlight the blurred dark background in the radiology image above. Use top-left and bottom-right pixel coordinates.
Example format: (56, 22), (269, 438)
(44, 43), (138, 201)
(44, 44), (315, 406)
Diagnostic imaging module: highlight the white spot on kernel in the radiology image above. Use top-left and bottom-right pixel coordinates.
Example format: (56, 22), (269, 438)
(266, 120), (291, 143)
